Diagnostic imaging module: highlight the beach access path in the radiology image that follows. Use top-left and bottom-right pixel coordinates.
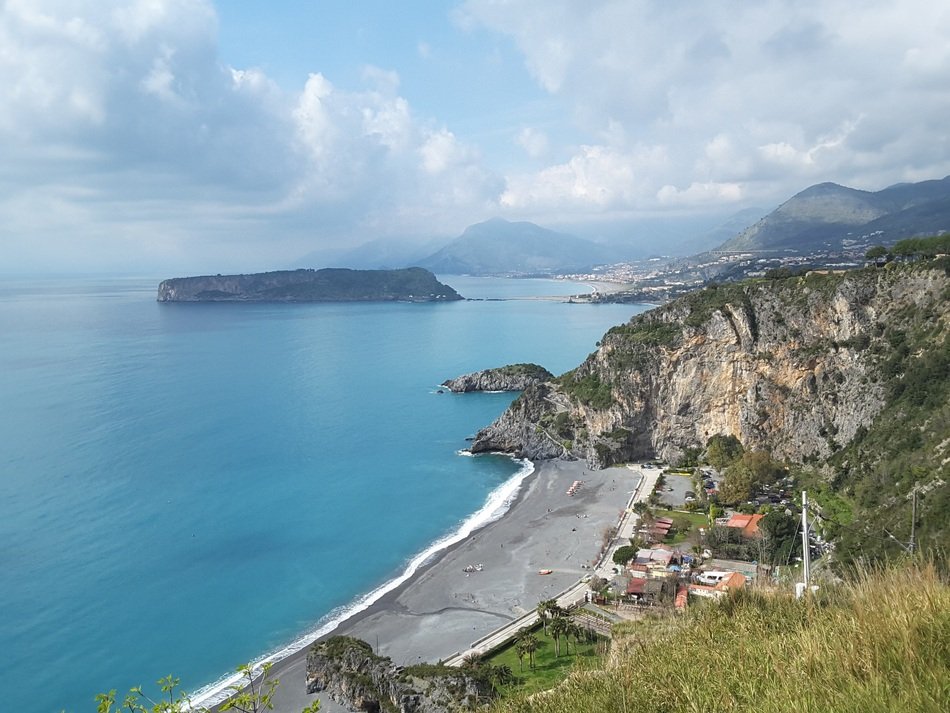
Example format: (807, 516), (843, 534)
(257, 459), (650, 713)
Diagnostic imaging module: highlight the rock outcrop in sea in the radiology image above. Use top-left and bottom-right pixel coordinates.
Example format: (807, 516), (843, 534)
(156, 267), (462, 302)
(441, 363), (554, 393)
(307, 636), (494, 713)
(471, 263), (949, 468)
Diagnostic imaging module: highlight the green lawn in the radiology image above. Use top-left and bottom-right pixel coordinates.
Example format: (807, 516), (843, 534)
(654, 508), (709, 545)
(485, 625), (605, 696)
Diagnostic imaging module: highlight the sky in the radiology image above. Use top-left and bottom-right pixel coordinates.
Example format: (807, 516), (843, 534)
(2, 0), (950, 274)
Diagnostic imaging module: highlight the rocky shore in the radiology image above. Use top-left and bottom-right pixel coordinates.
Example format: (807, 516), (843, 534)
(306, 637), (493, 713)
(441, 363), (553, 393)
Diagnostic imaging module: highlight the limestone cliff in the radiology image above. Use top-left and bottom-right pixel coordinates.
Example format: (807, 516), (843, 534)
(441, 363), (553, 393)
(306, 636), (493, 713)
(472, 263), (949, 469)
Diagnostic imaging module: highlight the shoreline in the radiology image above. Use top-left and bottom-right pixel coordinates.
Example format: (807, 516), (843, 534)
(251, 458), (642, 713)
(194, 456), (537, 711)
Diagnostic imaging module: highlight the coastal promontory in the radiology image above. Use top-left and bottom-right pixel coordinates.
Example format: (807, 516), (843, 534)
(156, 267), (463, 302)
(471, 259), (950, 560)
(441, 363), (554, 392)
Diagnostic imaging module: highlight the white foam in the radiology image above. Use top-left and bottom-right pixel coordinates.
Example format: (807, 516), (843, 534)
(189, 455), (535, 710)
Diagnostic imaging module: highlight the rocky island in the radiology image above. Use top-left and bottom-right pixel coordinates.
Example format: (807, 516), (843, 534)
(441, 363), (553, 392)
(156, 267), (462, 302)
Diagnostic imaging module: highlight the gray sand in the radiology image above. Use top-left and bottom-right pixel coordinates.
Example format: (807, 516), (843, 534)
(259, 460), (641, 713)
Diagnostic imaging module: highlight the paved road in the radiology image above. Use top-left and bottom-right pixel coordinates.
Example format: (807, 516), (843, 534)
(595, 465), (662, 579)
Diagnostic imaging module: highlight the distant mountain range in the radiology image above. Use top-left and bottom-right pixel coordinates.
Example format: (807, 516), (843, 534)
(414, 218), (615, 275)
(719, 176), (950, 252)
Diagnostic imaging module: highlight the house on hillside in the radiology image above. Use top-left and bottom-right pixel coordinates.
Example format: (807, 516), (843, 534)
(633, 547), (680, 576)
(628, 563), (650, 579)
(626, 576), (677, 605)
(688, 571), (747, 600)
(704, 558), (759, 582)
(725, 513), (763, 538)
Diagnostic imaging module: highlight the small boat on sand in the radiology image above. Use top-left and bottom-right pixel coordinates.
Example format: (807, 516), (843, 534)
(538, 569), (553, 575)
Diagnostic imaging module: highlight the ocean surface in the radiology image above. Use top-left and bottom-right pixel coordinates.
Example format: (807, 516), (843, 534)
(0, 275), (648, 712)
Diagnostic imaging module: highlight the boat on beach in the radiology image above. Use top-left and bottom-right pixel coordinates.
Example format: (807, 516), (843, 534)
(538, 569), (553, 575)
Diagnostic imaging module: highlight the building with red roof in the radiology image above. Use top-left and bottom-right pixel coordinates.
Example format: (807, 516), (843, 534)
(725, 512), (764, 538)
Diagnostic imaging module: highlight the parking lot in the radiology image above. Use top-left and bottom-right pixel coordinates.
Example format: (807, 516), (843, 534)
(658, 473), (694, 508)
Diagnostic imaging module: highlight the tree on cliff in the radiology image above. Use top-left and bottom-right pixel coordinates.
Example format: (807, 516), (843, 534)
(705, 434), (744, 470)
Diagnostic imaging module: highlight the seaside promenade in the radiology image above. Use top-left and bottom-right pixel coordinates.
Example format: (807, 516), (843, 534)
(443, 463), (661, 666)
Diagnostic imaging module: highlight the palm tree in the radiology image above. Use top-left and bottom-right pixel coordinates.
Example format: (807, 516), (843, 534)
(536, 598), (556, 633)
(521, 633), (539, 669)
(549, 615), (569, 657)
(515, 639), (528, 672)
(461, 652), (483, 670)
(568, 620), (586, 655)
(491, 664), (514, 691)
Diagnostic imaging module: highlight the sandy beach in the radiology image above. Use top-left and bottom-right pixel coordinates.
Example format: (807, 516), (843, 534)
(251, 458), (642, 713)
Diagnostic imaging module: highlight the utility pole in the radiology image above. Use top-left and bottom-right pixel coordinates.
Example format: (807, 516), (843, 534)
(909, 485), (917, 555)
(884, 482), (922, 555)
(801, 490), (810, 588)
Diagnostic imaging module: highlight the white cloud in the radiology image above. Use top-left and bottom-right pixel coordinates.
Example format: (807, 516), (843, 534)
(6, 1), (950, 272)
(501, 144), (667, 211)
(657, 181), (743, 206)
(420, 129), (468, 174)
(294, 73), (337, 161)
(516, 127), (549, 158)
(0, 0), (503, 273)
(462, 0), (950, 211)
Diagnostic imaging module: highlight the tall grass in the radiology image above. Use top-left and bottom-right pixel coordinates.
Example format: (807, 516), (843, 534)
(492, 562), (950, 713)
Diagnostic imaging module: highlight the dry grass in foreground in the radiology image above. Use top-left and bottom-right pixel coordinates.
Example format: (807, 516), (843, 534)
(492, 562), (950, 713)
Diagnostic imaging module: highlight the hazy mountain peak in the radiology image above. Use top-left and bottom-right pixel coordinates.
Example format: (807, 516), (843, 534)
(416, 219), (612, 275)
(720, 176), (950, 252)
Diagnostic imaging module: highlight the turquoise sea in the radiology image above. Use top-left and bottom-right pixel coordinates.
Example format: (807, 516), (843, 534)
(0, 275), (648, 712)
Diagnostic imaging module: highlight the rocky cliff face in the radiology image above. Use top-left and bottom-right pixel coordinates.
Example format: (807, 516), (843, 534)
(306, 636), (494, 713)
(472, 265), (949, 468)
(441, 363), (553, 392)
